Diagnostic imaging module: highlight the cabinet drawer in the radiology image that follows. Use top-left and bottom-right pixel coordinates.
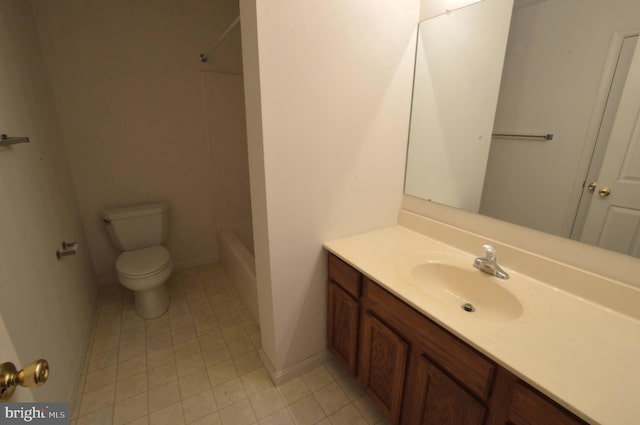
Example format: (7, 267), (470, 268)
(507, 381), (588, 425)
(328, 254), (362, 299)
(365, 278), (496, 400)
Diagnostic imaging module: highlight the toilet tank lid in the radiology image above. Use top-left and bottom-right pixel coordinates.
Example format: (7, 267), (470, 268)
(101, 202), (169, 221)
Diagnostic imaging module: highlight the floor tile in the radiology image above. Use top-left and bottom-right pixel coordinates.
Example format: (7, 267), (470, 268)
(240, 368), (273, 395)
(212, 378), (247, 410)
(149, 401), (185, 425)
(354, 394), (386, 424)
(79, 383), (116, 416)
(147, 332), (173, 353)
(207, 359), (239, 387)
(257, 408), (294, 425)
(328, 404), (369, 425)
(147, 346), (175, 369)
(233, 351), (262, 375)
(288, 395), (326, 425)
(176, 352), (206, 377)
(302, 365), (334, 392)
(76, 406), (113, 425)
(248, 387), (284, 420)
(84, 365), (117, 393)
(149, 381), (182, 412)
(218, 399), (256, 425)
(190, 412), (222, 425)
(174, 339), (201, 360)
(276, 377), (310, 405)
(76, 265), (389, 425)
(182, 389), (217, 424)
(117, 355), (147, 380)
(313, 382), (350, 416)
(115, 371), (147, 402)
(179, 370), (213, 399)
(113, 392), (148, 425)
(148, 362), (178, 389)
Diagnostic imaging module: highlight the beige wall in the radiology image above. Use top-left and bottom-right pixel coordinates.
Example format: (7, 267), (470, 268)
(202, 72), (252, 230)
(0, 1), (96, 403)
(241, 0), (420, 376)
(30, 0), (244, 280)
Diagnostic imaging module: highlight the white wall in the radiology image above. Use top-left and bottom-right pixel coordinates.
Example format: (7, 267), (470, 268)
(241, 0), (420, 376)
(0, 1), (96, 403)
(481, 0), (640, 236)
(30, 0), (243, 280)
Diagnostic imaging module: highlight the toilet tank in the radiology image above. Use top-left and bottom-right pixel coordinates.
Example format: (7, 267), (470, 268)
(101, 202), (169, 251)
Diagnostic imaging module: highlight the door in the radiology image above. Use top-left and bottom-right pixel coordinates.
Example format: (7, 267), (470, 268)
(415, 355), (486, 425)
(581, 38), (640, 257)
(359, 312), (408, 424)
(0, 1), (96, 403)
(327, 282), (360, 376)
(0, 311), (34, 403)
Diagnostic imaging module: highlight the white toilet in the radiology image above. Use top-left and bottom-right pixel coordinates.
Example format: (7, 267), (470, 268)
(101, 202), (173, 319)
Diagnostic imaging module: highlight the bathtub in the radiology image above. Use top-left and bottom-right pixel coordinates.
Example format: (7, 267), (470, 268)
(218, 223), (259, 325)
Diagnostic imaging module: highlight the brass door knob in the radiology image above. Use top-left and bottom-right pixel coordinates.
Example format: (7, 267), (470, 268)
(587, 182), (597, 192)
(598, 187), (611, 197)
(0, 359), (49, 400)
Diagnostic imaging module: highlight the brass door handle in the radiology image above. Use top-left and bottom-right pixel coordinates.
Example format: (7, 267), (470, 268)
(587, 182), (597, 192)
(0, 359), (49, 400)
(598, 187), (611, 197)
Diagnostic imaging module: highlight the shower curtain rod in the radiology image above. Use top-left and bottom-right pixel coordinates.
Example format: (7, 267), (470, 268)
(199, 16), (240, 63)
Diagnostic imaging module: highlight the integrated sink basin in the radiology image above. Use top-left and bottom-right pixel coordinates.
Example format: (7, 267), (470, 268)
(400, 251), (523, 321)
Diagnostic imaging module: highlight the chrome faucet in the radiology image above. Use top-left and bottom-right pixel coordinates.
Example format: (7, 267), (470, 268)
(473, 244), (509, 279)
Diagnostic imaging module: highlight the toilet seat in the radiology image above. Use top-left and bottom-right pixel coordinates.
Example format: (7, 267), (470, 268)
(116, 245), (171, 278)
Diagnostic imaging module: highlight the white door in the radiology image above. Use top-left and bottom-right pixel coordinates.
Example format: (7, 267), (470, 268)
(581, 39), (640, 258)
(0, 1), (96, 403)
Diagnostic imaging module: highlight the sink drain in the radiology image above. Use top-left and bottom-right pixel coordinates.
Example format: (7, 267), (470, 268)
(461, 303), (475, 313)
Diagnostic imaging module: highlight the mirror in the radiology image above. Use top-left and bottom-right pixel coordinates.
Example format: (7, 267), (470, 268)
(405, 0), (640, 259)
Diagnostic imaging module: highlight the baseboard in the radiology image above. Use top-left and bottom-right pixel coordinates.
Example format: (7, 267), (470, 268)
(69, 289), (100, 418)
(259, 349), (331, 386)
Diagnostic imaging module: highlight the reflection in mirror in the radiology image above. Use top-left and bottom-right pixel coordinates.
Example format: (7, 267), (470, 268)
(405, 0), (513, 212)
(405, 0), (640, 259)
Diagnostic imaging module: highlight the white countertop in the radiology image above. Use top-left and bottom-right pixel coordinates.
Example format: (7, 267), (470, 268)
(324, 225), (640, 425)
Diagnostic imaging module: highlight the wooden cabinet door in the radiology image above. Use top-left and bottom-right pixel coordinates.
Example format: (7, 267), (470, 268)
(359, 312), (408, 424)
(501, 381), (588, 425)
(327, 282), (360, 375)
(405, 352), (486, 425)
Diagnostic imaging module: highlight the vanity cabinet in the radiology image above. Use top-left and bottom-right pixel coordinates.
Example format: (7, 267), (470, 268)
(326, 253), (588, 425)
(363, 275), (493, 425)
(327, 254), (361, 375)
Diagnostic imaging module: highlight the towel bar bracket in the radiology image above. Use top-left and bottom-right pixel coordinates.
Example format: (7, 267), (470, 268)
(1, 134), (30, 147)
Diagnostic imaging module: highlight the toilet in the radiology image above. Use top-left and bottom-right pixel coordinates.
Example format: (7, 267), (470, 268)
(101, 202), (172, 319)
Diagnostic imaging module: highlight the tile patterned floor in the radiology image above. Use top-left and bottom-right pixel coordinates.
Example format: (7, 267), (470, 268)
(71, 263), (390, 425)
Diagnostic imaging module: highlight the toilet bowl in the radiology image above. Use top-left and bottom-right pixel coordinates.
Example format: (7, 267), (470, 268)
(116, 245), (172, 318)
(101, 202), (172, 319)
